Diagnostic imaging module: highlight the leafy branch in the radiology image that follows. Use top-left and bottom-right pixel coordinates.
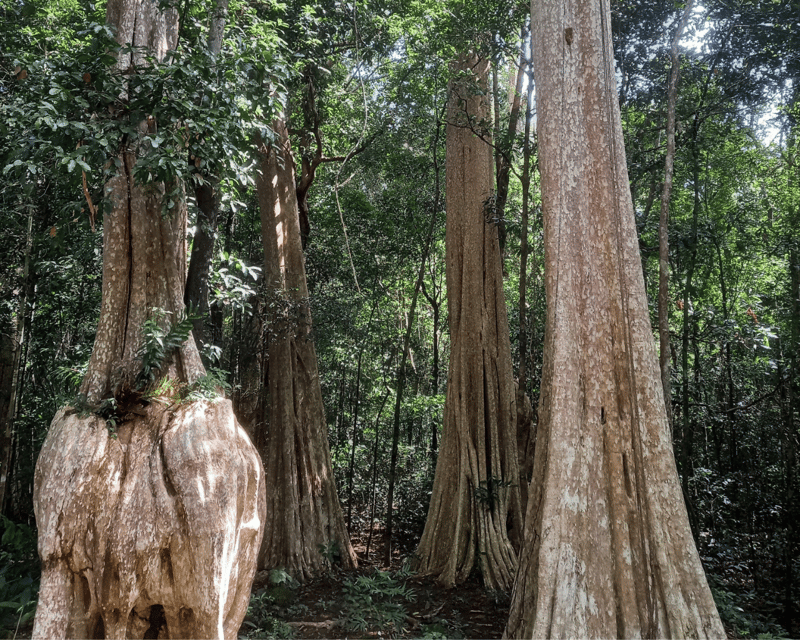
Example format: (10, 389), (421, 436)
(136, 307), (199, 389)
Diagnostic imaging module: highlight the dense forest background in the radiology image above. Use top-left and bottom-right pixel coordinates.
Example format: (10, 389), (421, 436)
(1, 0), (799, 637)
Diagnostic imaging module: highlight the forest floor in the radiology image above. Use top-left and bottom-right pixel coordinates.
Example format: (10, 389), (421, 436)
(239, 527), (510, 639)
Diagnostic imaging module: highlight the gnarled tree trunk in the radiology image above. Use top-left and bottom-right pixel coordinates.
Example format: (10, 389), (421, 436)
(504, 0), (724, 637)
(414, 53), (522, 592)
(32, 1), (265, 637)
(253, 118), (357, 581)
(34, 402), (264, 639)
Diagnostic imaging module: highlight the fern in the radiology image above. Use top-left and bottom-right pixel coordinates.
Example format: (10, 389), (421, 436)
(54, 364), (87, 391)
(181, 367), (231, 402)
(136, 307), (199, 390)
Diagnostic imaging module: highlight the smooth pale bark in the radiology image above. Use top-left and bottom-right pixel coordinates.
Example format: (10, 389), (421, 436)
(32, 2), (265, 637)
(254, 119), (357, 581)
(504, 1), (725, 637)
(414, 54), (522, 592)
(33, 402), (264, 640)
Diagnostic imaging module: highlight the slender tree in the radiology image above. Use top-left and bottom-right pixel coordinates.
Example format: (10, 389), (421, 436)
(254, 117), (357, 580)
(31, 1), (264, 637)
(414, 53), (522, 591)
(0, 207), (33, 516)
(516, 42), (536, 514)
(658, 0), (694, 432)
(184, 0), (229, 354)
(505, 0), (725, 636)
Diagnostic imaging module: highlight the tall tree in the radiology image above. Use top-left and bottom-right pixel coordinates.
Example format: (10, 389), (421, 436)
(658, 0), (694, 432)
(505, 0), (725, 636)
(0, 207), (33, 516)
(184, 0), (230, 354)
(31, 0), (265, 637)
(254, 117), (357, 580)
(414, 53), (522, 591)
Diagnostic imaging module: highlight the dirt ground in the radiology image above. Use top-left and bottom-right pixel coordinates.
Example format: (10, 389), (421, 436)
(242, 528), (510, 639)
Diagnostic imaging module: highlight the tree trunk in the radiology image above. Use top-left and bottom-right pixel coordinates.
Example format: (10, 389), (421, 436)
(32, 3), (265, 637)
(365, 388), (392, 560)
(505, 0), (725, 637)
(184, 0), (229, 354)
(0, 206), (33, 516)
(384, 186), (439, 566)
(784, 245), (799, 627)
(516, 43), (535, 516)
(254, 118), (357, 580)
(347, 343), (367, 533)
(184, 181), (218, 353)
(494, 26), (527, 242)
(34, 402), (265, 640)
(658, 0), (694, 434)
(414, 53), (522, 591)
(679, 126), (702, 533)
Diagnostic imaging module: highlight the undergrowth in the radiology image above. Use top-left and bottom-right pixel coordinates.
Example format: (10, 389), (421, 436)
(339, 568), (415, 637)
(0, 516), (39, 639)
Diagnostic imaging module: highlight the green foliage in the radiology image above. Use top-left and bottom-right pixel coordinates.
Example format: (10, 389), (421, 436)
(268, 568), (298, 588)
(711, 582), (789, 639)
(339, 569), (415, 636)
(96, 396), (120, 434)
(240, 570), (303, 638)
(0, 517), (39, 637)
(241, 590), (295, 639)
(418, 620), (465, 639)
(473, 476), (515, 511)
(317, 540), (341, 570)
(136, 307), (199, 389)
(180, 368), (232, 403)
(210, 250), (261, 315)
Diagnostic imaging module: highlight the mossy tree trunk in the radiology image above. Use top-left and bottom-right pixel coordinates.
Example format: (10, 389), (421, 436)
(31, 2), (265, 637)
(414, 53), (522, 592)
(504, 0), (725, 637)
(253, 118), (357, 581)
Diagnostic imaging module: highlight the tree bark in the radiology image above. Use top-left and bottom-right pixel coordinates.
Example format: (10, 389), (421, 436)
(32, 3), (265, 637)
(505, 0), (725, 637)
(254, 118), (357, 580)
(34, 402), (265, 640)
(414, 53), (522, 591)
(494, 26), (527, 246)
